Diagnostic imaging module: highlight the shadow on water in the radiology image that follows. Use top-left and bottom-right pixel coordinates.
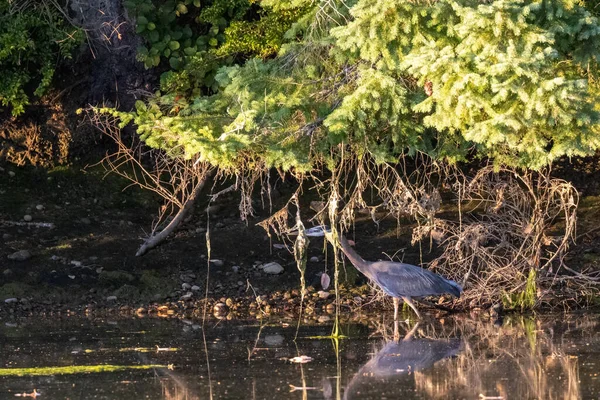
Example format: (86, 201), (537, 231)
(0, 314), (596, 399)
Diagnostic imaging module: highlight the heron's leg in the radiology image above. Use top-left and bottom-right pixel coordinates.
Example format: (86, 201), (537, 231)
(401, 296), (421, 319)
(393, 297), (400, 341)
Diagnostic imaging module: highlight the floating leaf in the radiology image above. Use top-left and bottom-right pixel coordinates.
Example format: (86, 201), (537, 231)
(289, 355), (313, 364)
(321, 272), (331, 290)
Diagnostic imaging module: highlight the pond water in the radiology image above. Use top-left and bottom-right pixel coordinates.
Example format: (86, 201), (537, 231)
(0, 313), (597, 399)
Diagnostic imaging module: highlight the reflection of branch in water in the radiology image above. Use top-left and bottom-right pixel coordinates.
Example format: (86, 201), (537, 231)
(136, 353), (199, 400)
(414, 316), (584, 400)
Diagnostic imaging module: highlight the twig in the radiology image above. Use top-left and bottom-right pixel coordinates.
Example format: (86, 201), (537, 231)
(0, 220), (55, 229)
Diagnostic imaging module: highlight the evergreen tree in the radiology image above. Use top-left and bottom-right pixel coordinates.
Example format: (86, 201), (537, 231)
(103, 0), (600, 170)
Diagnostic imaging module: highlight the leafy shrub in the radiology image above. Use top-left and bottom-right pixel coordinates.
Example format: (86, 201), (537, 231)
(0, 1), (83, 116)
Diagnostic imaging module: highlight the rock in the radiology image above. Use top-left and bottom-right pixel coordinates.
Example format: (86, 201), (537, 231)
(35, 204), (44, 211)
(191, 285), (201, 291)
(206, 204), (220, 214)
(318, 290), (331, 299)
(8, 250), (32, 261)
(23, 215), (32, 222)
(182, 283), (191, 290)
(80, 217), (91, 224)
(237, 281), (244, 286)
(309, 256), (320, 262)
(262, 262), (284, 275)
(231, 265), (240, 273)
(264, 334), (285, 346)
(210, 259), (224, 267)
(213, 302), (228, 314)
(8, 171), (15, 177)
(70, 260), (82, 267)
(4, 298), (18, 304)
(106, 296), (118, 302)
(310, 201), (326, 212)
(181, 292), (193, 301)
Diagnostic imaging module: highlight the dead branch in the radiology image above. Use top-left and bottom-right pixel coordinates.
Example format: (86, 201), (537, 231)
(86, 111), (215, 256)
(0, 220), (55, 229)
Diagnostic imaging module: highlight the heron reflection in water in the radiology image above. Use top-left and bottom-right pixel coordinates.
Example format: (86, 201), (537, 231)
(305, 226), (462, 326)
(343, 323), (463, 400)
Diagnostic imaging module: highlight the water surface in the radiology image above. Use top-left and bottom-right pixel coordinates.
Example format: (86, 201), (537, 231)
(0, 314), (596, 399)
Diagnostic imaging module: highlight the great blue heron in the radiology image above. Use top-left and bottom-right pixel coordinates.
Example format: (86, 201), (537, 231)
(304, 226), (462, 320)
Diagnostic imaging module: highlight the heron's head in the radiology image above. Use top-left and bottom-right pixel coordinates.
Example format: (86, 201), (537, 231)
(304, 225), (332, 237)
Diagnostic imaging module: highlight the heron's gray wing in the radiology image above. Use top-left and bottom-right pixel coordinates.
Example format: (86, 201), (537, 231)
(371, 262), (461, 298)
(370, 338), (463, 375)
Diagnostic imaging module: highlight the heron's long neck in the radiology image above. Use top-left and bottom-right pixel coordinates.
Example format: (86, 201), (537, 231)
(339, 235), (370, 274)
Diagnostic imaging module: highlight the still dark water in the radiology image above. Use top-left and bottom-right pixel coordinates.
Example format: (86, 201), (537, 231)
(0, 314), (597, 399)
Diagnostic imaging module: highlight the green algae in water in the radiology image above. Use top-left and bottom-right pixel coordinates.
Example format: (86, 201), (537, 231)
(0, 364), (167, 376)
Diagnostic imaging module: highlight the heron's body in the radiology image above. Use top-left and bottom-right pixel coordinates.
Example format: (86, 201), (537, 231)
(305, 227), (462, 321)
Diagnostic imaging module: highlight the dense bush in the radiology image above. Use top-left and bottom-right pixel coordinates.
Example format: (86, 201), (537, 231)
(126, 0), (301, 95)
(0, 0), (83, 116)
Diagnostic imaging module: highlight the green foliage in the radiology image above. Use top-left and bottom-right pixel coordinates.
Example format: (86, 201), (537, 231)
(113, 0), (600, 172)
(0, 1), (83, 116)
(126, 0), (249, 70)
(217, 7), (304, 57)
(503, 268), (537, 311)
(127, 0), (302, 96)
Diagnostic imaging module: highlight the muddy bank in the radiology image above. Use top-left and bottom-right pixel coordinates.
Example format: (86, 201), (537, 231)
(1, 162), (445, 320)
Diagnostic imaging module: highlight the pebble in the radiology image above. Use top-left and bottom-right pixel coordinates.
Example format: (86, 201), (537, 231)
(213, 302), (228, 314)
(8, 250), (32, 261)
(210, 259), (224, 267)
(237, 281), (244, 286)
(3, 269), (13, 276)
(182, 283), (191, 290)
(264, 334), (285, 346)
(4, 298), (18, 304)
(318, 290), (331, 299)
(310, 256), (320, 262)
(35, 204), (44, 211)
(23, 215), (32, 222)
(181, 292), (193, 300)
(262, 262), (284, 275)
(2, 233), (11, 240)
(71, 260), (82, 267)
(8, 171), (15, 177)
(191, 285), (201, 291)
(106, 296), (118, 302)
(215, 222), (225, 228)
(231, 265), (240, 273)
(80, 217), (91, 224)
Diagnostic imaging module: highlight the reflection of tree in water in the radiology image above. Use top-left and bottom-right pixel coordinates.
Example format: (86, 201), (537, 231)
(410, 317), (582, 400)
(344, 316), (587, 399)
